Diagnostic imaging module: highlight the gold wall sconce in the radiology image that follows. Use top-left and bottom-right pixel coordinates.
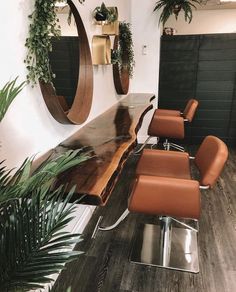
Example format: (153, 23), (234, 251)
(92, 35), (111, 65)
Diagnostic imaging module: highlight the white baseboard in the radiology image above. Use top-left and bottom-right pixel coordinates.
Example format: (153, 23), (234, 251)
(137, 135), (157, 144)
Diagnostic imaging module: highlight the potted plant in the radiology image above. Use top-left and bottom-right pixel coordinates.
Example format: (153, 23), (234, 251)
(0, 79), (90, 290)
(154, 0), (201, 26)
(93, 2), (118, 23)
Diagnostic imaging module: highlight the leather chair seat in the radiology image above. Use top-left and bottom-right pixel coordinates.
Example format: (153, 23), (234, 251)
(136, 149), (191, 180)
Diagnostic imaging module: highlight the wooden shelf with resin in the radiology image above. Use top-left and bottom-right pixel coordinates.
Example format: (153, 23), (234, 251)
(35, 93), (155, 205)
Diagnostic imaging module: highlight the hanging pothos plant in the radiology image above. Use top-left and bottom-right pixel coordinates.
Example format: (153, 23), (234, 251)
(25, 0), (85, 85)
(154, 0), (201, 26)
(111, 22), (135, 78)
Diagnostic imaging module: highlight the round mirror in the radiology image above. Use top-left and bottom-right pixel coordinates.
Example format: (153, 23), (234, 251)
(40, 0), (93, 124)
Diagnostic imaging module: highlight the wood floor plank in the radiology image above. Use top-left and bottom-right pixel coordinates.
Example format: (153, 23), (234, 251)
(53, 147), (236, 292)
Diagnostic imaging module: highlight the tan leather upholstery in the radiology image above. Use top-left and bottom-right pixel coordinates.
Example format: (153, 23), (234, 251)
(195, 135), (228, 187)
(129, 135), (228, 220)
(147, 99), (198, 140)
(148, 115), (184, 139)
(155, 109), (181, 117)
(183, 99), (199, 122)
(128, 175), (201, 219)
(136, 149), (191, 180)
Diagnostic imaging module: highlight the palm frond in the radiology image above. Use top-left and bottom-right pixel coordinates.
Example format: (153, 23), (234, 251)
(0, 77), (25, 122)
(0, 149), (90, 204)
(0, 186), (83, 291)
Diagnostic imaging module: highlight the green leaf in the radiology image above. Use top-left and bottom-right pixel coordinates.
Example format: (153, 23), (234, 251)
(0, 77), (25, 122)
(0, 146), (90, 289)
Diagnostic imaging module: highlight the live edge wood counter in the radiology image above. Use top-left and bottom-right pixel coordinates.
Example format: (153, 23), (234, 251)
(46, 93), (154, 205)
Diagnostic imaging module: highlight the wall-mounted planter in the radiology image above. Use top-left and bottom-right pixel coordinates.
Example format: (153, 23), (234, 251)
(92, 35), (111, 65)
(102, 20), (119, 36)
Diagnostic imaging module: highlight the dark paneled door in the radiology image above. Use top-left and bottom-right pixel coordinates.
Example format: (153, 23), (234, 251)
(159, 33), (236, 145)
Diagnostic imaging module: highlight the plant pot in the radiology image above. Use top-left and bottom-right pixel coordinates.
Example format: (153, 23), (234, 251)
(95, 12), (107, 22)
(173, 5), (181, 18)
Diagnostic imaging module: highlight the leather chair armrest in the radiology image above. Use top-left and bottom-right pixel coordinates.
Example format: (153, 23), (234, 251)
(148, 115), (185, 139)
(128, 175), (200, 220)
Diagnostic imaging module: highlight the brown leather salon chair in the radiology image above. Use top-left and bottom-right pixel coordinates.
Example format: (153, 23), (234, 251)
(98, 136), (228, 273)
(136, 99), (199, 153)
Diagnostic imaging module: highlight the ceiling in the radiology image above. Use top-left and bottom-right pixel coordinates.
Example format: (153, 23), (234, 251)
(197, 0), (236, 10)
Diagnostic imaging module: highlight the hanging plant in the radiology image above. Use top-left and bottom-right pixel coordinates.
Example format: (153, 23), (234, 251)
(154, 0), (201, 26)
(111, 22), (135, 78)
(25, 0), (85, 85)
(93, 2), (118, 23)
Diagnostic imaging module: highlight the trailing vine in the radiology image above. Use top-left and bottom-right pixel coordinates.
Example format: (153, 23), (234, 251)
(25, 0), (85, 85)
(112, 22), (135, 78)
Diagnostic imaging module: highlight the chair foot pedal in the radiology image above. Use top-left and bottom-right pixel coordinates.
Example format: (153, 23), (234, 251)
(130, 223), (199, 273)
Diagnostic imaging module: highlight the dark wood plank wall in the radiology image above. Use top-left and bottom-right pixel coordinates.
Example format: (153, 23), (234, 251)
(159, 34), (236, 145)
(49, 36), (80, 107)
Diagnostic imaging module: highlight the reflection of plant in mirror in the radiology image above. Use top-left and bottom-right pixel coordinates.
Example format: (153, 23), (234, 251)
(25, 0), (85, 85)
(111, 22), (135, 78)
(0, 78), (25, 122)
(93, 2), (118, 23)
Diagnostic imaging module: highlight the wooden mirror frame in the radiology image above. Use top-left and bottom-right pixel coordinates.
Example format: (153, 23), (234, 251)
(113, 36), (129, 95)
(40, 0), (93, 125)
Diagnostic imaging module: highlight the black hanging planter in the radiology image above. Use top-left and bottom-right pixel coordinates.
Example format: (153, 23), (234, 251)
(94, 12), (107, 22)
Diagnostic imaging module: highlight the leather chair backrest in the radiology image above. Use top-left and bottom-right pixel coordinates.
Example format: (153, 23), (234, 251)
(195, 136), (228, 188)
(183, 99), (199, 122)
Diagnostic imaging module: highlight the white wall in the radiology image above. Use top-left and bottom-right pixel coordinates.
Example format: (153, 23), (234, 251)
(0, 0), (131, 169)
(58, 12), (77, 36)
(130, 0), (161, 143)
(165, 9), (236, 35)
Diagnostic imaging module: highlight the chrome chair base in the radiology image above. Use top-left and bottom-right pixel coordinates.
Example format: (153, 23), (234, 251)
(130, 219), (199, 273)
(163, 139), (185, 152)
(134, 137), (160, 154)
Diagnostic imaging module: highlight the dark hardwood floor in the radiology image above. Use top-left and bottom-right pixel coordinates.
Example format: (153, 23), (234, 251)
(53, 146), (236, 292)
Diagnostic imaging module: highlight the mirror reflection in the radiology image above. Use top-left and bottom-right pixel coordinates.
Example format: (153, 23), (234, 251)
(49, 5), (79, 111)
